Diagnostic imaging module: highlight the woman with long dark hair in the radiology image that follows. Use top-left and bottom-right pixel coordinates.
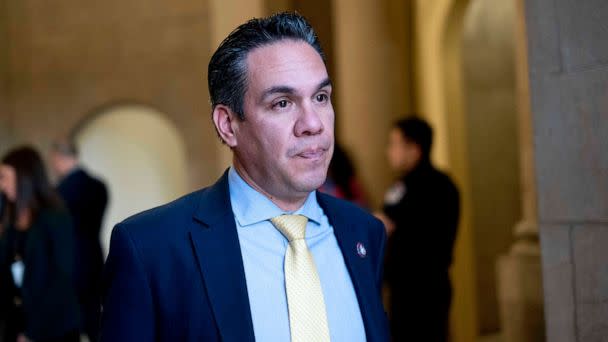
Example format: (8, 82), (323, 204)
(0, 146), (80, 342)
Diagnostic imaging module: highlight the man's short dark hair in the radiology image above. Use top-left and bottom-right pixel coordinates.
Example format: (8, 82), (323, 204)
(208, 12), (325, 119)
(394, 117), (433, 158)
(51, 139), (79, 158)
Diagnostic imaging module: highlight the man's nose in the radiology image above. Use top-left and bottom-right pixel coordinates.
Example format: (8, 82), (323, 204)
(294, 102), (324, 136)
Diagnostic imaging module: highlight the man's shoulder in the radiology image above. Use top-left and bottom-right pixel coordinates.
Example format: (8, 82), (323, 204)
(431, 168), (459, 195)
(113, 172), (231, 244)
(318, 193), (387, 265)
(116, 188), (208, 238)
(60, 169), (97, 188)
(77, 169), (108, 190)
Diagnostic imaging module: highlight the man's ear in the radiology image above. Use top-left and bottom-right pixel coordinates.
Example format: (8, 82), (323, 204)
(212, 105), (239, 147)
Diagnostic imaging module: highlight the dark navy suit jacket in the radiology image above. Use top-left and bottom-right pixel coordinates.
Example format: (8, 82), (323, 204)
(57, 168), (107, 301)
(100, 172), (390, 341)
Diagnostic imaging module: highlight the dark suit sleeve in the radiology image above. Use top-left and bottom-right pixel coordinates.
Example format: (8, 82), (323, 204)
(91, 179), (109, 238)
(101, 224), (155, 342)
(373, 219), (388, 292)
(0, 231), (11, 319)
(432, 183), (460, 269)
(371, 217), (391, 339)
(48, 214), (75, 279)
(23, 212), (80, 340)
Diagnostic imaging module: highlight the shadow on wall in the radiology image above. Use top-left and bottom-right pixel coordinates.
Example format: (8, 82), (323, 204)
(74, 104), (188, 258)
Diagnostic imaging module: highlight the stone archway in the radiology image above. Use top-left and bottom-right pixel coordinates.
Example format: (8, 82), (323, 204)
(73, 104), (189, 257)
(461, 0), (522, 335)
(438, 0), (543, 340)
(416, 1), (479, 341)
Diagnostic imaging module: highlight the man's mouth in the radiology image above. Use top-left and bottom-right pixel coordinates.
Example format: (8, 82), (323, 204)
(296, 147), (327, 159)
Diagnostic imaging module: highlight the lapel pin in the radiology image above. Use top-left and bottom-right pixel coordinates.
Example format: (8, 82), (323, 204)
(356, 242), (367, 258)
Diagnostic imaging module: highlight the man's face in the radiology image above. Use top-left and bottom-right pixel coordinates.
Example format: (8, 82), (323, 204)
(387, 128), (421, 173)
(232, 40), (334, 201)
(49, 151), (61, 176)
(48, 151), (76, 179)
(0, 164), (17, 202)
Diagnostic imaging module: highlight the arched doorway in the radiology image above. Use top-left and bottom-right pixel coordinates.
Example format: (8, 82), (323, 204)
(439, 0), (523, 339)
(74, 104), (188, 257)
(461, 0), (521, 336)
(416, 0), (522, 339)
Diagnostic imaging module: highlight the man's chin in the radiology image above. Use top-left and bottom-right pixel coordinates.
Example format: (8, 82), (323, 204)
(294, 174), (327, 193)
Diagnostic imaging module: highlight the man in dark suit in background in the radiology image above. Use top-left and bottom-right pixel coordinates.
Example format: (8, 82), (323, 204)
(50, 140), (108, 342)
(376, 118), (460, 342)
(100, 12), (390, 342)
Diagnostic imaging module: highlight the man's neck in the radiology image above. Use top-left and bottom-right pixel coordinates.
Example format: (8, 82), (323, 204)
(60, 163), (79, 179)
(232, 163), (308, 212)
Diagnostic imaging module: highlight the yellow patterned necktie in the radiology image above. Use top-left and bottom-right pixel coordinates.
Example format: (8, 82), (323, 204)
(270, 214), (331, 342)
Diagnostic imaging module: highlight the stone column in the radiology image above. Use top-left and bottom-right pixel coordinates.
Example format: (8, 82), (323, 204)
(495, 0), (544, 341)
(524, 0), (608, 340)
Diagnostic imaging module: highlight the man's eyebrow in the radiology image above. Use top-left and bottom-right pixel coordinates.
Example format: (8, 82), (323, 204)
(260, 78), (332, 101)
(317, 78), (332, 91)
(261, 86), (296, 101)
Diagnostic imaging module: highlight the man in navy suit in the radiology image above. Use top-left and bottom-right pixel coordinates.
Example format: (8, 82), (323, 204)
(101, 12), (390, 342)
(51, 140), (108, 342)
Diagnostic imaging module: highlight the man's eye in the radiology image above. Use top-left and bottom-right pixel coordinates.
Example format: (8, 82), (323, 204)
(316, 94), (328, 102)
(273, 100), (289, 109)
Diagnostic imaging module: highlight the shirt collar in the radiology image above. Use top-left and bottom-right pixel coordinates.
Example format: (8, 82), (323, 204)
(228, 167), (323, 227)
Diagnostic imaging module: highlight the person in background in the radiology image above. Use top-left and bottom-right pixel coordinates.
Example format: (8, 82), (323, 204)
(0, 146), (80, 342)
(50, 139), (108, 342)
(375, 117), (460, 342)
(0, 191), (6, 341)
(319, 143), (368, 208)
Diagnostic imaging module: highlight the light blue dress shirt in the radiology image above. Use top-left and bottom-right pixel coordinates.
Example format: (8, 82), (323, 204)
(228, 167), (366, 342)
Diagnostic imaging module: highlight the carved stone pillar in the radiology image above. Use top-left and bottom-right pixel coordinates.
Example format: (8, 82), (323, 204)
(495, 0), (544, 341)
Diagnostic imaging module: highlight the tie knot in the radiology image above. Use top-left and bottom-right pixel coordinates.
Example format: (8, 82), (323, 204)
(271, 214), (308, 241)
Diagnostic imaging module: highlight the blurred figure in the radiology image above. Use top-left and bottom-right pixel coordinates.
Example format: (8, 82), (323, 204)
(0, 190), (4, 340)
(376, 118), (460, 342)
(319, 143), (368, 208)
(0, 193), (5, 231)
(50, 140), (108, 342)
(0, 146), (80, 342)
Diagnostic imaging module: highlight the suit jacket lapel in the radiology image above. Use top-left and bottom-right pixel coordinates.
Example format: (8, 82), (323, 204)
(317, 193), (383, 341)
(189, 171), (255, 341)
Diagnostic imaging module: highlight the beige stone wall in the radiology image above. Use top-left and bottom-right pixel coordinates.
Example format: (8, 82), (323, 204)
(3, 0), (216, 189)
(332, 0), (413, 208)
(525, 0), (608, 340)
(0, 0), (13, 156)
